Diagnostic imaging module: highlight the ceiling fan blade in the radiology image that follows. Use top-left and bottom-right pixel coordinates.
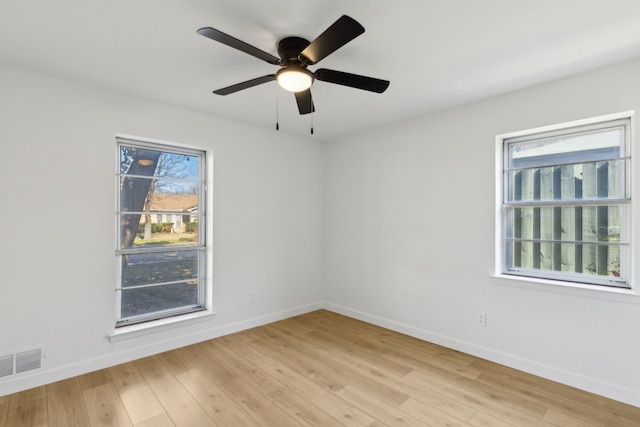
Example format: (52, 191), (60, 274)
(314, 69), (390, 93)
(213, 75), (276, 95)
(197, 27), (281, 65)
(299, 15), (364, 65)
(294, 89), (315, 115)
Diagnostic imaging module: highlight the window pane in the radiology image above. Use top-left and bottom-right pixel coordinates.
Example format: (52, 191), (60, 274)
(510, 128), (622, 169)
(122, 251), (199, 287)
(509, 160), (625, 202)
(506, 240), (624, 280)
(119, 282), (200, 319)
(119, 176), (200, 246)
(508, 206), (622, 242)
(119, 177), (199, 212)
(120, 147), (200, 180)
(120, 215), (199, 248)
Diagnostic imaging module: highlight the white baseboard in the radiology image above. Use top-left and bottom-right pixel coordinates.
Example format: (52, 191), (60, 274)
(323, 302), (640, 409)
(0, 302), (323, 397)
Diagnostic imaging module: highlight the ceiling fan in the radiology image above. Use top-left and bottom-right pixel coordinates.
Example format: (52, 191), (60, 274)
(197, 15), (390, 115)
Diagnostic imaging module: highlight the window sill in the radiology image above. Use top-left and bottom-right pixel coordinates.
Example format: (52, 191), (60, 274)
(108, 309), (217, 343)
(490, 274), (640, 304)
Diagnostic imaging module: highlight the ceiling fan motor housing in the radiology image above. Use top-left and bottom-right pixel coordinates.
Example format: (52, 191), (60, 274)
(277, 36), (311, 63)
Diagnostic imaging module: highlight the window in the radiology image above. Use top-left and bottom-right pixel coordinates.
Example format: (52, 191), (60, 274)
(497, 113), (632, 288)
(116, 137), (207, 326)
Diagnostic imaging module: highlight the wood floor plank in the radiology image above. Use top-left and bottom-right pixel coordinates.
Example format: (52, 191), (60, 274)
(46, 378), (91, 427)
(364, 328), (477, 367)
(467, 410), (518, 427)
(282, 328), (340, 358)
(220, 377), (300, 427)
(248, 355), (376, 426)
(398, 397), (472, 427)
(264, 316), (315, 337)
(305, 389), (377, 427)
(384, 345), (483, 380)
(177, 344), (236, 385)
(267, 326), (411, 408)
(335, 385), (426, 426)
(175, 368), (255, 427)
(107, 362), (166, 425)
(251, 354), (337, 401)
(472, 358), (640, 427)
(247, 336), (347, 392)
(329, 348), (476, 421)
(200, 340), (284, 394)
(0, 394), (11, 427)
(317, 348), (411, 408)
(133, 413), (175, 427)
(405, 369), (551, 426)
(383, 348), (550, 421)
(268, 386), (345, 426)
(5, 386), (47, 427)
(156, 348), (192, 377)
(135, 356), (216, 427)
(303, 328), (414, 376)
(542, 408), (602, 427)
(78, 369), (112, 391)
(219, 335), (265, 362)
(232, 326), (266, 343)
(295, 310), (374, 342)
(83, 383), (133, 427)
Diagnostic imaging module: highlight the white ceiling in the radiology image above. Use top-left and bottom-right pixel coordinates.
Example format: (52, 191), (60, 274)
(2, 0), (640, 140)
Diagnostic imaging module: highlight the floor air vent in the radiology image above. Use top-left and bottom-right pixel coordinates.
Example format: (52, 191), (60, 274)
(0, 354), (13, 378)
(0, 348), (43, 378)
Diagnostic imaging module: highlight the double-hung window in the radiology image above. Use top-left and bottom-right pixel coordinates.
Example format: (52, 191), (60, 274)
(116, 137), (207, 326)
(497, 113), (632, 288)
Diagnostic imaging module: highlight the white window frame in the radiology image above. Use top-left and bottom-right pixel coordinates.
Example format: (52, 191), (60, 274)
(495, 112), (637, 295)
(112, 135), (214, 338)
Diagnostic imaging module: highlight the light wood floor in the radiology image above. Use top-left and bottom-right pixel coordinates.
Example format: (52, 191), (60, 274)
(1, 310), (638, 426)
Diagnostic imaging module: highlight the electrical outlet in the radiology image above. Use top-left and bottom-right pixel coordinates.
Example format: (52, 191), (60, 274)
(250, 290), (256, 303)
(478, 312), (487, 327)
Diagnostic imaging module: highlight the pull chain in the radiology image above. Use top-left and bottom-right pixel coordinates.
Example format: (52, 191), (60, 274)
(310, 96), (314, 135)
(275, 83), (280, 131)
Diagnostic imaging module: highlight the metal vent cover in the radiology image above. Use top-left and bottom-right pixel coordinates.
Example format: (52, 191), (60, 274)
(0, 347), (43, 379)
(16, 349), (42, 374)
(0, 354), (13, 378)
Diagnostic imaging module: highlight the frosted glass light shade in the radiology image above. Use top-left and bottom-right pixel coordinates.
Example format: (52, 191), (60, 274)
(276, 67), (313, 92)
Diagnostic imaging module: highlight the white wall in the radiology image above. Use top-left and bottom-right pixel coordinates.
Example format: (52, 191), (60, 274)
(325, 57), (640, 407)
(2, 56), (640, 408)
(0, 64), (325, 395)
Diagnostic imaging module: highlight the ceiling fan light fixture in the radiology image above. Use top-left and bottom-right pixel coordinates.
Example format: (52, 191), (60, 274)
(276, 65), (313, 92)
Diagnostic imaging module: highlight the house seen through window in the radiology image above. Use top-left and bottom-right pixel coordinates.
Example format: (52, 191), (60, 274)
(116, 137), (207, 326)
(498, 114), (632, 288)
